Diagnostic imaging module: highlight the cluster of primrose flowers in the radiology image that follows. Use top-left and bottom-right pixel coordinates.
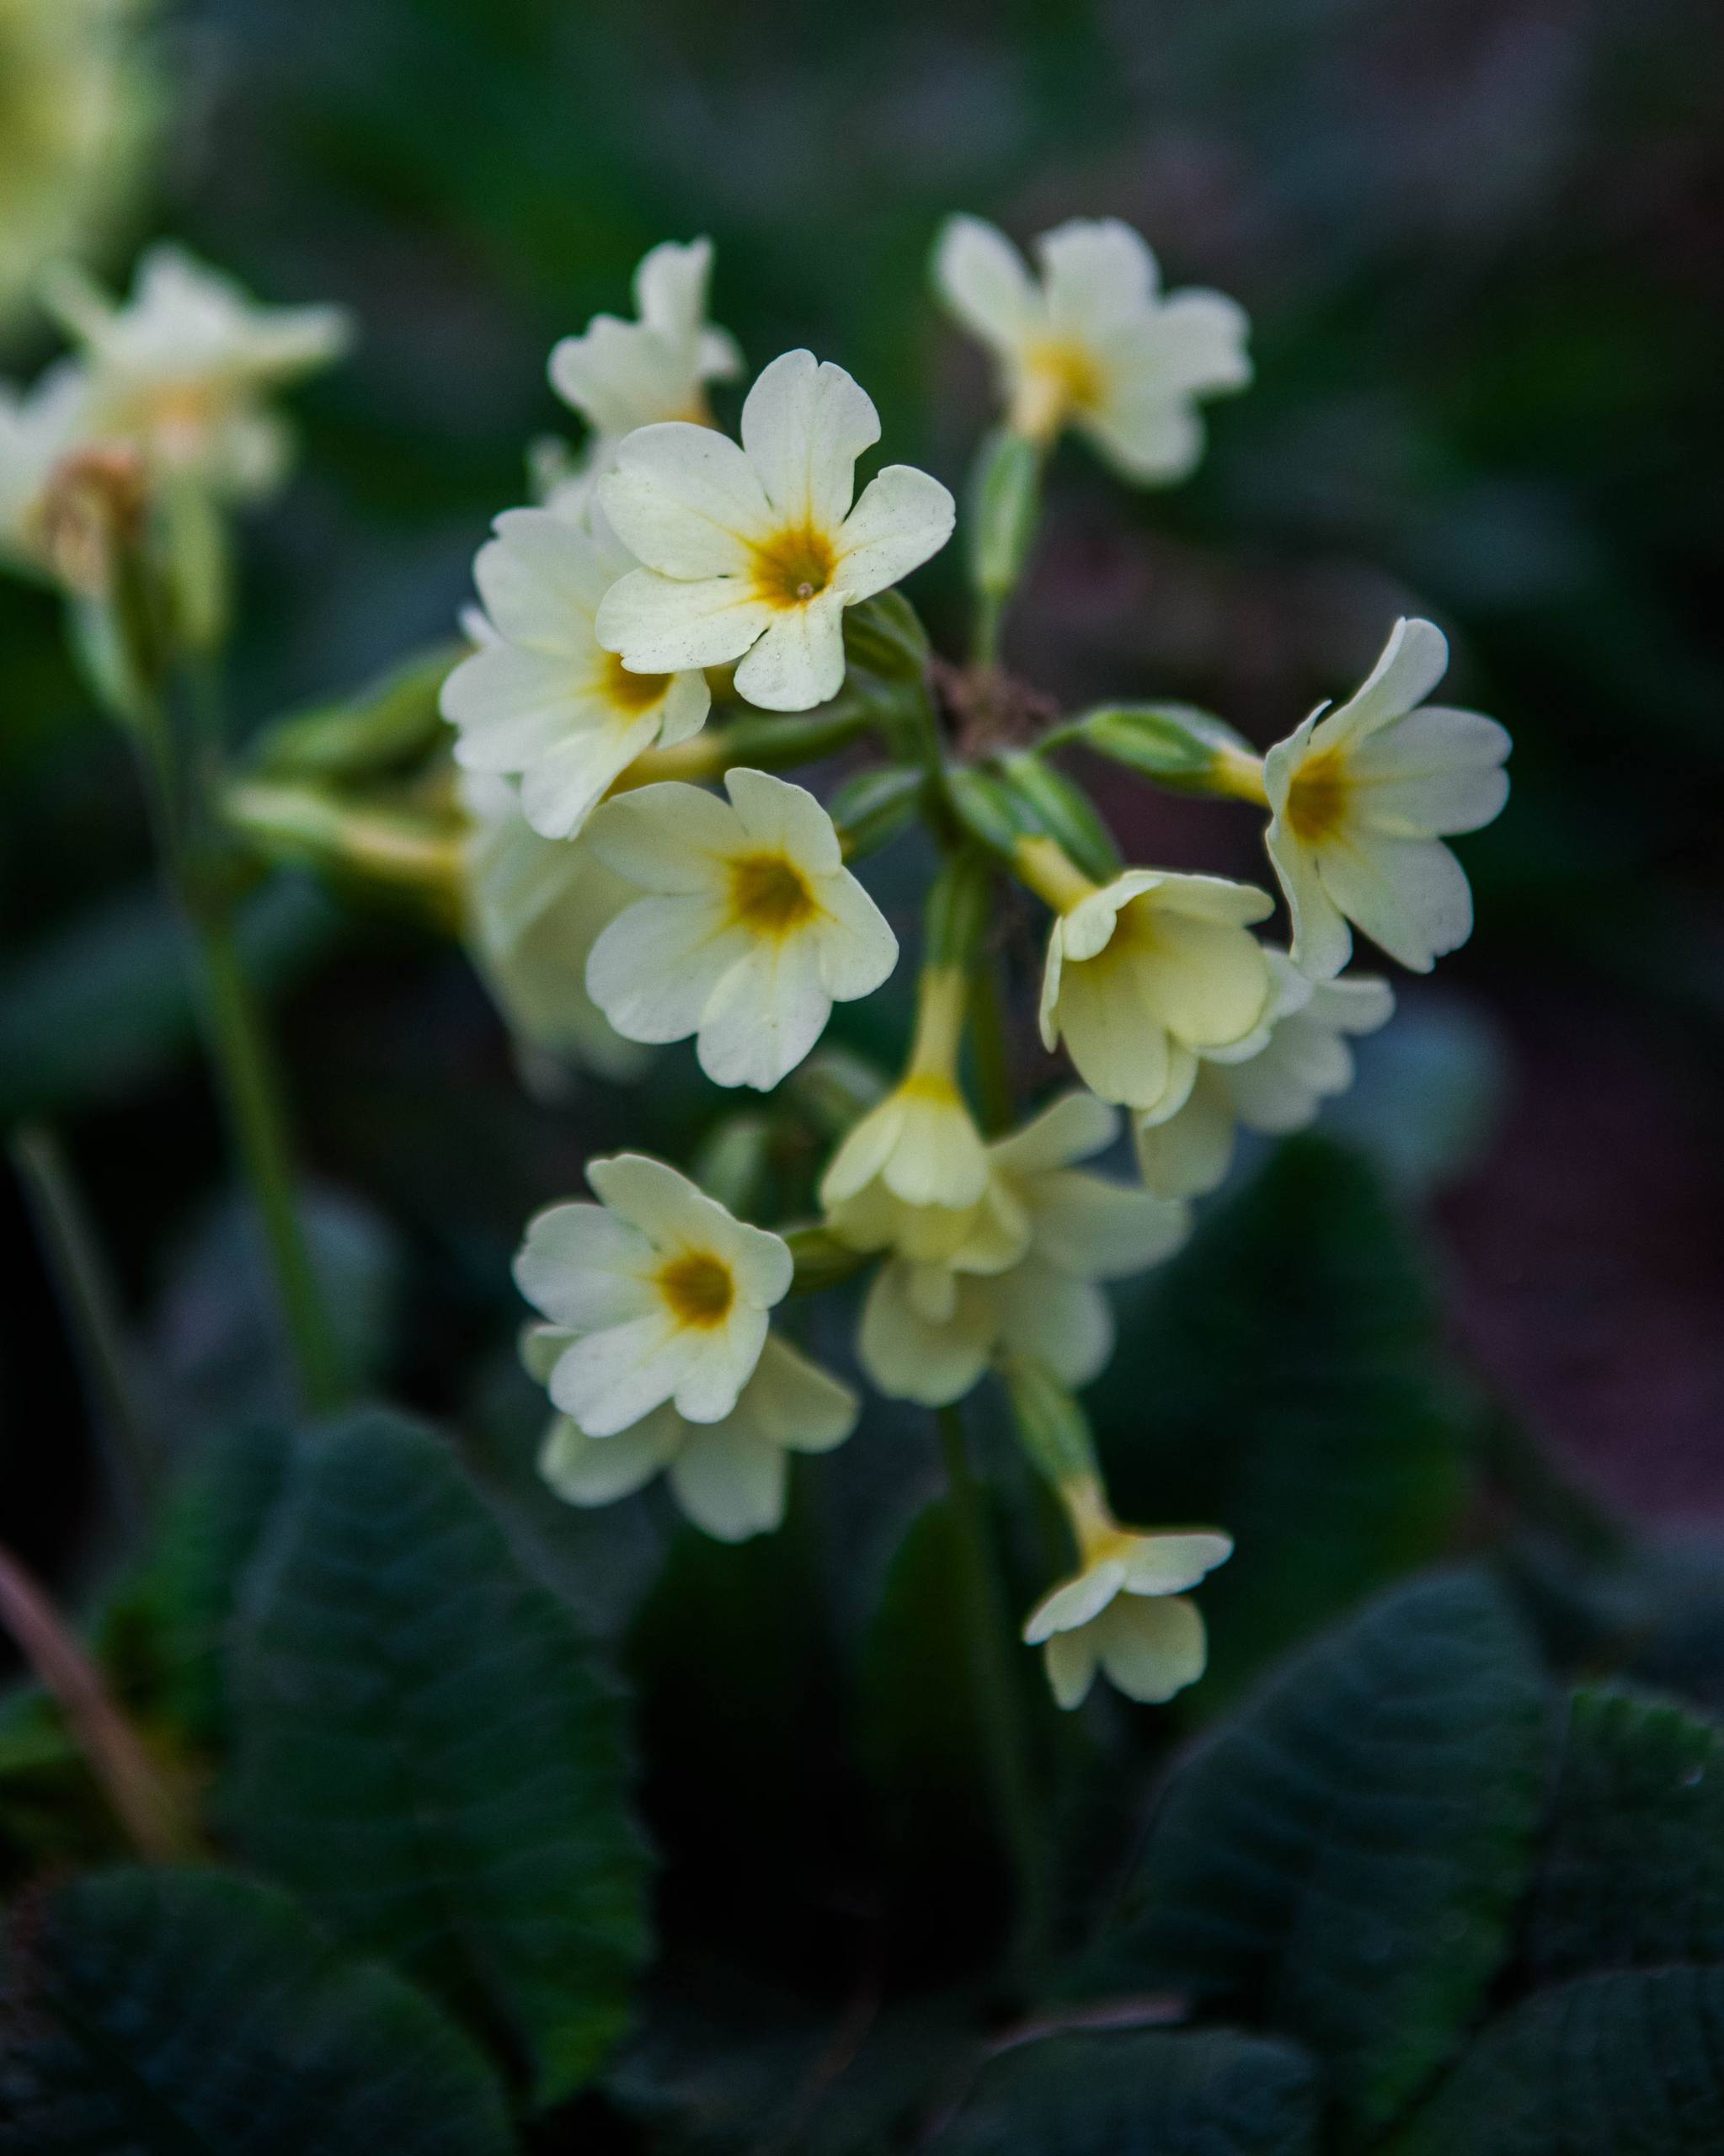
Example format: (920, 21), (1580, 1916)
(0, 214), (1510, 1715)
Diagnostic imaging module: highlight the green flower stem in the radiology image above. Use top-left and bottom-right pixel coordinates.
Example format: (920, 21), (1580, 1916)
(935, 1401), (1049, 1984)
(966, 940), (1015, 1137)
(190, 903), (345, 1413)
(9, 1122), (156, 1520)
(967, 427), (1046, 666)
(131, 687), (344, 1417)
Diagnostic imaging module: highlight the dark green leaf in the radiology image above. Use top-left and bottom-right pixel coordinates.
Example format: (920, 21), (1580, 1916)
(1395, 1966), (1724, 2155)
(937, 2028), (1321, 2156)
(1100, 1570), (1549, 2134)
(224, 1408), (652, 2108)
(1527, 1685), (1724, 1985)
(1092, 1138), (1471, 1703)
(0, 1865), (515, 2154)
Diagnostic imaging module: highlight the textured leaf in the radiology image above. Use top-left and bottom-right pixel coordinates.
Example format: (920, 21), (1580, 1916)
(1102, 1570), (1548, 2133)
(1395, 1967), (1724, 2155)
(1527, 1686), (1724, 1984)
(224, 1409), (652, 2108)
(1092, 1139), (1470, 1704)
(0, 1865), (515, 2154)
(937, 2029), (1321, 2156)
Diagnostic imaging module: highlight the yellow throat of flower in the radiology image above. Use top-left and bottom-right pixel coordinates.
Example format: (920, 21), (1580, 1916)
(1284, 746), (1353, 845)
(656, 1249), (736, 1329)
(728, 850), (818, 937)
(601, 649), (672, 715)
(1012, 339), (1106, 442)
(750, 522), (837, 611)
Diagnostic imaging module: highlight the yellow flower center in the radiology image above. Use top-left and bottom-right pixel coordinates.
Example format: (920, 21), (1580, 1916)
(657, 1250), (736, 1329)
(729, 850), (817, 937)
(750, 522), (837, 611)
(602, 650), (672, 713)
(1013, 340), (1106, 439)
(1285, 749), (1353, 845)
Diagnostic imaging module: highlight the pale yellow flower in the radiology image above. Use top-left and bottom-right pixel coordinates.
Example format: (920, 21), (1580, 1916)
(1263, 617), (1510, 978)
(515, 1153), (791, 1437)
(933, 214), (1249, 479)
(1024, 1478), (1231, 1710)
(528, 1324), (855, 1542)
(1020, 839), (1273, 1118)
(596, 348), (954, 712)
(584, 767), (897, 1092)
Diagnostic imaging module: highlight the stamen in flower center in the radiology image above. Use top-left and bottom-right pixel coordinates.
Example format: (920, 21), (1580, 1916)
(1285, 750), (1352, 844)
(603, 650), (672, 713)
(729, 850), (817, 936)
(657, 1250), (736, 1328)
(751, 523), (837, 610)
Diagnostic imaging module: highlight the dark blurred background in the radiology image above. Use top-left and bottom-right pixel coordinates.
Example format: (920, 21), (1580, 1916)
(3, 0), (1721, 1595)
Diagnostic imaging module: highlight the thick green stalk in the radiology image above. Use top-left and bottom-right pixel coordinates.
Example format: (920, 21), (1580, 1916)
(10, 1122), (155, 1518)
(935, 1402), (1049, 1983)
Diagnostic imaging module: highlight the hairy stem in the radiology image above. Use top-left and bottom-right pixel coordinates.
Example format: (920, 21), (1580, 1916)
(9, 1123), (155, 1520)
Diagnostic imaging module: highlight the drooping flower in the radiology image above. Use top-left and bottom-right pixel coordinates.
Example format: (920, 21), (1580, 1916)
(857, 1090), (1189, 1407)
(515, 1153), (792, 1438)
(441, 507), (711, 841)
(461, 771), (648, 1081)
(54, 243), (350, 499)
(0, 0), (157, 335)
(583, 768), (898, 1091)
(932, 214), (1250, 482)
(1019, 839), (1274, 1118)
(819, 963), (1021, 1272)
(1134, 953), (1395, 1198)
(595, 348), (955, 712)
(550, 237), (740, 448)
(1263, 617), (1511, 979)
(1023, 1477), (1232, 1709)
(529, 1322), (856, 1542)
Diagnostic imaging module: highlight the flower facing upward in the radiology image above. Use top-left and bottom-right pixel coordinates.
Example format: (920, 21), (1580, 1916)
(441, 508), (711, 841)
(461, 771), (647, 1082)
(933, 215), (1250, 481)
(1263, 617), (1511, 979)
(595, 348), (955, 712)
(550, 237), (740, 446)
(583, 769), (898, 1091)
(515, 1153), (792, 1438)
(529, 1323), (856, 1543)
(1024, 1479), (1233, 1710)
(1022, 841), (1274, 1118)
(857, 1091), (1189, 1407)
(55, 243), (350, 498)
(1134, 953), (1394, 1198)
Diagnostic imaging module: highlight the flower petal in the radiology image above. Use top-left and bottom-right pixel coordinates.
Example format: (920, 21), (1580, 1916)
(475, 508), (611, 648)
(1316, 830), (1474, 974)
(1133, 1066), (1237, 1198)
(732, 594), (848, 712)
(932, 216), (1040, 355)
(1265, 817), (1354, 981)
(538, 1409), (681, 1505)
(599, 421), (771, 575)
(517, 709), (663, 841)
(1023, 1558), (1127, 1643)
(595, 568), (774, 675)
(737, 1334), (857, 1453)
(633, 237), (714, 342)
(1311, 616), (1450, 754)
(987, 1262), (1115, 1388)
(739, 347), (878, 529)
(586, 893), (748, 1044)
(989, 1090), (1119, 1179)
(857, 1262), (994, 1406)
(810, 869), (899, 1002)
(549, 1310), (696, 1436)
(831, 465), (956, 603)
(1348, 707), (1511, 835)
(1054, 955), (1173, 1110)
(696, 936), (833, 1091)
(1118, 1530), (1233, 1594)
(584, 780), (741, 892)
(670, 1305), (769, 1423)
(513, 1201), (656, 1329)
(1027, 1168), (1190, 1278)
(1038, 218), (1159, 335)
(1094, 1594), (1208, 1703)
(723, 766), (842, 873)
(667, 1426), (787, 1540)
